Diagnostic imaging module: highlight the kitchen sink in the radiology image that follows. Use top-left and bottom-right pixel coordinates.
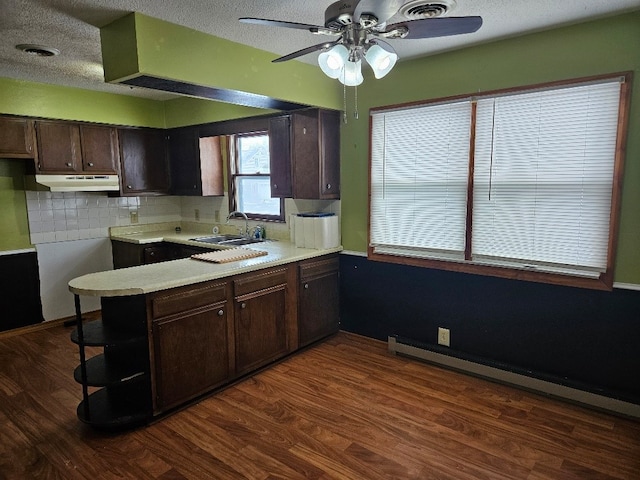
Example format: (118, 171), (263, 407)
(190, 234), (244, 244)
(190, 235), (268, 246)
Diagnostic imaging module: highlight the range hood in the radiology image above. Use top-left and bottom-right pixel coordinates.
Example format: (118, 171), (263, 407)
(26, 174), (120, 192)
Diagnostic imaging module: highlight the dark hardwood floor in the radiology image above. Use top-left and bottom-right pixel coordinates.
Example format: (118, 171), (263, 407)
(0, 325), (638, 479)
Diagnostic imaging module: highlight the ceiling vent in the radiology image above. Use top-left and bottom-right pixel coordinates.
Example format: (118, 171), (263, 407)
(399, 0), (456, 20)
(15, 44), (60, 57)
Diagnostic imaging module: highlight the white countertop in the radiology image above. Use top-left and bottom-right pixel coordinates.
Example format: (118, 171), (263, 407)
(69, 228), (341, 297)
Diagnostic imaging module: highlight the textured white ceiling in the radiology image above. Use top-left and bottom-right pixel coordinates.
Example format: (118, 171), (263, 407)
(1, 0), (639, 100)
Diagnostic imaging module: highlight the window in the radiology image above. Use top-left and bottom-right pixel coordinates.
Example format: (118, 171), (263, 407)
(369, 74), (631, 289)
(228, 131), (283, 220)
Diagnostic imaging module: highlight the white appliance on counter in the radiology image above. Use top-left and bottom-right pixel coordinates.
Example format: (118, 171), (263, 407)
(36, 238), (113, 321)
(290, 213), (340, 249)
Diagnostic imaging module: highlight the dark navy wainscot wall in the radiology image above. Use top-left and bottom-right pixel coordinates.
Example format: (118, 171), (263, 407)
(339, 254), (640, 404)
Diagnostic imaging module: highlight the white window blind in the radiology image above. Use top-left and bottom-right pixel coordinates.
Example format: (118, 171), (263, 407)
(370, 101), (471, 260)
(369, 76), (625, 282)
(473, 80), (621, 276)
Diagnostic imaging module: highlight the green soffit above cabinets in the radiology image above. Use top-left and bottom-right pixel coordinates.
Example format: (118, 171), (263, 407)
(100, 12), (342, 111)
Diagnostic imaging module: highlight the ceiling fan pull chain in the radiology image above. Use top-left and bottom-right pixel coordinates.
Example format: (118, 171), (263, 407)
(354, 84), (359, 120)
(343, 80), (348, 124)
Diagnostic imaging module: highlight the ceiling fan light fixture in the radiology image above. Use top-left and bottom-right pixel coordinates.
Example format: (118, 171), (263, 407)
(340, 59), (363, 86)
(365, 44), (398, 79)
(318, 44), (349, 79)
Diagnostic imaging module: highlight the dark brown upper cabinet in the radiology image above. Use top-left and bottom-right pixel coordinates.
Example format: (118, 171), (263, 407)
(0, 116), (37, 159)
(34, 120), (118, 174)
(118, 127), (170, 195)
(79, 124), (119, 173)
(168, 126), (223, 196)
(269, 108), (340, 200)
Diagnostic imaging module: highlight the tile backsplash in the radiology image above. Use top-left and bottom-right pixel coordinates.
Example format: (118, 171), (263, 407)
(26, 191), (181, 244)
(25, 191), (340, 245)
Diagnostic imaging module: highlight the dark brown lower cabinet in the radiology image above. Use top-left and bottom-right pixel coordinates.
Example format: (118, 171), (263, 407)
(298, 255), (340, 347)
(233, 267), (291, 375)
(149, 280), (232, 413)
(112, 240), (213, 269)
(72, 254), (337, 429)
(152, 305), (231, 412)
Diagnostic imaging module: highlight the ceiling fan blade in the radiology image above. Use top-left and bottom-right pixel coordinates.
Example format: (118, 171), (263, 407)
(272, 41), (339, 63)
(354, 0), (404, 25)
(385, 16), (483, 39)
(239, 17), (336, 35)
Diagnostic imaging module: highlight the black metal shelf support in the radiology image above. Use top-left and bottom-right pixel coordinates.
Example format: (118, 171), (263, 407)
(74, 294), (91, 422)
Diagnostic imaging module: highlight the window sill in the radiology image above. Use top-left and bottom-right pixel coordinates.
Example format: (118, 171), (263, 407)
(367, 248), (613, 291)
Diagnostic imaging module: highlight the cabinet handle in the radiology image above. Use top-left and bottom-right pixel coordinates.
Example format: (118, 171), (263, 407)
(87, 162), (94, 167)
(193, 185), (197, 189)
(127, 185), (133, 189)
(273, 184), (278, 189)
(326, 183), (331, 190)
(304, 283), (309, 289)
(240, 302), (246, 309)
(65, 162), (72, 167)
(217, 309), (224, 316)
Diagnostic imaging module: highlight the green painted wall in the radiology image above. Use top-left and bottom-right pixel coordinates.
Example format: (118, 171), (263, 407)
(340, 12), (640, 284)
(0, 160), (31, 250)
(101, 12), (343, 111)
(0, 77), (165, 127)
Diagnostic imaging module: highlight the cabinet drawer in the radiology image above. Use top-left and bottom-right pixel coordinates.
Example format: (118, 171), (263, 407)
(233, 267), (288, 297)
(299, 255), (339, 282)
(150, 281), (227, 319)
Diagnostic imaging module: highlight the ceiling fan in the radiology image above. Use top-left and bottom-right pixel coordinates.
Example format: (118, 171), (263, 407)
(240, 0), (483, 86)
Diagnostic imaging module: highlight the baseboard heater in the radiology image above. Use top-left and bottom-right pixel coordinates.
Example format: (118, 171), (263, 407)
(388, 335), (640, 419)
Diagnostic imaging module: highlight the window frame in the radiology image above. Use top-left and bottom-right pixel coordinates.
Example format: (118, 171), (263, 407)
(367, 72), (632, 290)
(227, 130), (284, 222)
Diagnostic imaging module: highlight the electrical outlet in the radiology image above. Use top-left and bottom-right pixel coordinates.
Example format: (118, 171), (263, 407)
(438, 327), (450, 347)
(130, 210), (138, 224)
(214, 210), (220, 222)
(194, 209), (200, 221)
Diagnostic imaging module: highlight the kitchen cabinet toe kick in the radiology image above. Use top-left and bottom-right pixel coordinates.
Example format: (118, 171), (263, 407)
(69, 253), (339, 430)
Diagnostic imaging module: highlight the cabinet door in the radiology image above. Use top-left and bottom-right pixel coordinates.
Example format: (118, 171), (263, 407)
(80, 125), (118, 174)
(111, 240), (146, 269)
(169, 127), (201, 195)
(234, 287), (288, 375)
(35, 121), (81, 173)
(268, 115), (292, 197)
(169, 129), (224, 197)
(143, 245), (174, 264)
(291, 111), (319, 199)
(152, 303), (230, 412)
(233, 267), (291, 375)
(291, 109), (341, 200)
(0, 117), (36, 159)
(118, 128), (169, 195)
(299, 255), (340, 347)
(199, 136), (224, 197)
(318, 109), (341, 199)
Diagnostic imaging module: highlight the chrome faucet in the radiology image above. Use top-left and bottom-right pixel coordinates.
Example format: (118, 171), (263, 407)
(226, 211), (249, 237)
